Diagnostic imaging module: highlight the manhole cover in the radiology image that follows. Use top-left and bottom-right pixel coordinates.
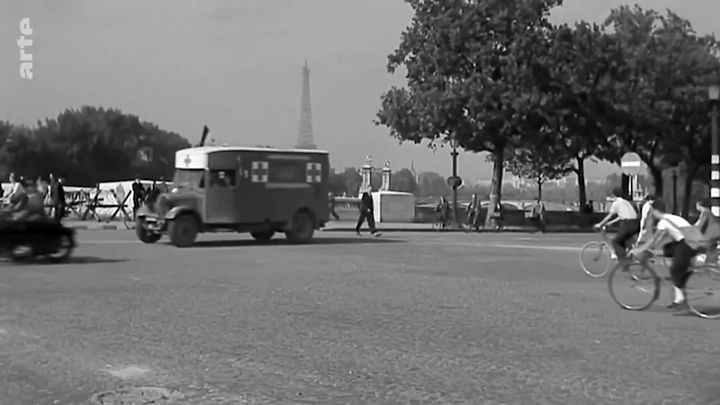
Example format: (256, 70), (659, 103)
(90, 387), (179, 405)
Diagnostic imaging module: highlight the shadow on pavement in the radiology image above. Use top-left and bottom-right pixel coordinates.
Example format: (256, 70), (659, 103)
(186, 237), (406, 248)
(1, 256), (129, 265)
(63, 256), (130, 264)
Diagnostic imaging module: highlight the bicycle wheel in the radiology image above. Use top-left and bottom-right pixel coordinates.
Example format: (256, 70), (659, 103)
(686, 264), (720, 319)
(607, 261), (660, 311)
(580, 241), (612, 277)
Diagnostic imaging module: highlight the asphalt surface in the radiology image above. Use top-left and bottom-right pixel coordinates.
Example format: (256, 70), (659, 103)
(0, 230), (718, 404)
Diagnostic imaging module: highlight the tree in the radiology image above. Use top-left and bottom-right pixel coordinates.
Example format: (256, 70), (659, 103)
(599, 5), (710, 196)
(377, 0), (564, 227)
(341, 167), (362, 196)
(652, 11), (720, 215)
(417, 172), (450, 197)
(505, 141), (574, 199)
(390, 168), (418, 193)
(328, 169), (346, 195)
(0, 106), (191, 185)
(541, 21), (625, 207)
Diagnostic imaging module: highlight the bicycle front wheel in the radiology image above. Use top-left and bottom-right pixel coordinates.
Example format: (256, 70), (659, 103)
(580, 241), (612, 277)
(686, 264), (720, 319)
(608, 261), (660, 311)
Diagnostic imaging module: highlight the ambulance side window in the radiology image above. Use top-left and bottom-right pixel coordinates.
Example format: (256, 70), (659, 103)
(209, 169), (236, 188)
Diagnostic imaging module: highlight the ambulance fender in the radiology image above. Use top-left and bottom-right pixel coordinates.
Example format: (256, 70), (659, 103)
(164, 206), (201, 223)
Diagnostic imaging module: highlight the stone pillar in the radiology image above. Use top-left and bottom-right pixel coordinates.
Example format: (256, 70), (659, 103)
(360, 164), (372, 195)
(381, 165), (391, 191)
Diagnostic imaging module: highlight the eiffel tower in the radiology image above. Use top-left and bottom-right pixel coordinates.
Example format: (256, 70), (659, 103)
(295, 60), (317, 149)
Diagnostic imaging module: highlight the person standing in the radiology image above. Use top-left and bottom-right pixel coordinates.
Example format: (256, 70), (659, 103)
(493, 201), (505, 231)
(435, 197), (450, 230)
(46, 174), (56, 216)
(145, 180), (161, 206)
(594, 187), (639, 264)
(131, 177), (145, 218)
(52, 174), (66, 222)
(530, 197), (547, 233)
(7, 172), (23, 202)
(355, 190), (380, 236)
(465, 194), (477, 229)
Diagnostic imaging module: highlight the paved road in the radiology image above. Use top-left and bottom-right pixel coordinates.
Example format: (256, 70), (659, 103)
(0, 230), (717, 404)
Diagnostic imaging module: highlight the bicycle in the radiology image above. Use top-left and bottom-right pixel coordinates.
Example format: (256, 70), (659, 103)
(607, 248), (720, 319)
(579, 227), (669, 278)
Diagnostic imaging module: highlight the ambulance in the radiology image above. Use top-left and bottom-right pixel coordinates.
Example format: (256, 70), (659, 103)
(135, 146), (330, 247)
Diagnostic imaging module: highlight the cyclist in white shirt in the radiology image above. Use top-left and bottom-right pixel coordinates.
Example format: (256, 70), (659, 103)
(594, 187), (640, 265)
(632, 200), (693, 309)
(636, 194), (655, 245)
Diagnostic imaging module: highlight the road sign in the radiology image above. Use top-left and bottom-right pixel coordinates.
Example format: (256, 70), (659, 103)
(620, 152), (643, 176)
(447, 176), (463, 189)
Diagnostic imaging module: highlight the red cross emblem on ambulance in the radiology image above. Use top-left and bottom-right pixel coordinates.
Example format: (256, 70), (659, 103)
(251, 161), (269, 183)
(306, 162), (322, 183)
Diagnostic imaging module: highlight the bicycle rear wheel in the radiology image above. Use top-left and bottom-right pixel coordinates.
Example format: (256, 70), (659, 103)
(686, 265), (720, 319)
(607, 261), (660, 311)
(580, 241), (612, 277)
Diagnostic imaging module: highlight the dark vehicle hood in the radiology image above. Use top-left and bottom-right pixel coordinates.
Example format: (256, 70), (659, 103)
(154, 192), (198, 214)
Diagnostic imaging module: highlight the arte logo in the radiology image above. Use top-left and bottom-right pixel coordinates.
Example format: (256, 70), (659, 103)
(18, 18), (33, 80)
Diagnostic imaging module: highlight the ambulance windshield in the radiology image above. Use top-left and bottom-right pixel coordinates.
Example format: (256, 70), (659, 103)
(172, 169), (204, 189)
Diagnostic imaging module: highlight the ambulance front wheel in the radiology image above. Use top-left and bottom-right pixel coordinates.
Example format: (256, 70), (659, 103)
(286, 210), (315, 243)
(168, 214), (199, 247)
(136, 218), (162, 244)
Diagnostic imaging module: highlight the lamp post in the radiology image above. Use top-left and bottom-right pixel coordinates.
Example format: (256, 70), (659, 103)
(710, 84), (720, 216)
(672, 169), (678, 214)
(450, 135), (460, 229)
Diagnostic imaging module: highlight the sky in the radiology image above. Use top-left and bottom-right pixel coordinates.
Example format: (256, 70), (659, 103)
(1, 0), (718, 182)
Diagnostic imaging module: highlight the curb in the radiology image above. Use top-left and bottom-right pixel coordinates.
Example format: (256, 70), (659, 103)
(69, 224), (134, 231)
(69, 224), (599, 233)
(321, 227), (598, 234)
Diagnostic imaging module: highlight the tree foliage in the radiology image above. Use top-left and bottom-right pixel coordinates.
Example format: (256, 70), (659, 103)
(0, 106), (191, 185)
(378, 1), (720, 213)
(505, 139), (574, 199)
(377, 0), (563, 226)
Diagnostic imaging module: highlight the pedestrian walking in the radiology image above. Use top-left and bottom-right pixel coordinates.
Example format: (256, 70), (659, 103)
(355, 190), (380, 236)
(328, 192), (340, 221)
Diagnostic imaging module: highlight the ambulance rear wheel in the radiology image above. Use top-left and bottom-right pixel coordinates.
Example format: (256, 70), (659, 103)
(286, 211), (315, 243)
(168, 215), (198, 247)
(250, 231), (275, 241)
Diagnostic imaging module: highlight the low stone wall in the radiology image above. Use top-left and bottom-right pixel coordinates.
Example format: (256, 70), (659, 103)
(414, 205), (606, 228)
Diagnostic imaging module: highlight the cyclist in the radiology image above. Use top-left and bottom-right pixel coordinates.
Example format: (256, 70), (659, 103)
(693, 198), (720, 263)
(594, 187), (640, 264)
(636, 194), (656, 246)
(694, 198), (713, 230)
(632, 200), (696, 309)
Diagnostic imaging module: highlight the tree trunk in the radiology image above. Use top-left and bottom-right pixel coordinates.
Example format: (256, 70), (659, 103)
(576, 156), (587, 209)
(485, 148), (505, 228)
(649, 165), (664, 197)
(537, 180), (543, 200)
(681, 164), (698, 218)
